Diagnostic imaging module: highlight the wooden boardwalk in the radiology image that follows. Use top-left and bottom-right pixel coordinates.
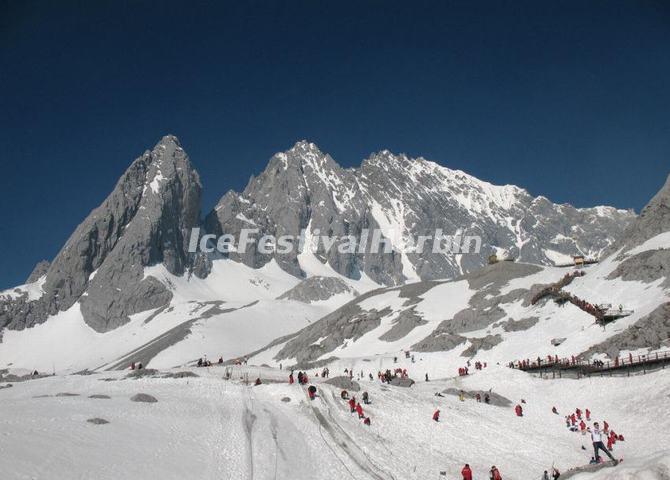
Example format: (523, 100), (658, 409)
(511, 351), (670, 378)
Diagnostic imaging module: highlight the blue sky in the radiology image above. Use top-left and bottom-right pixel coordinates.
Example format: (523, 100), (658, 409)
(1, 0), (669, 289)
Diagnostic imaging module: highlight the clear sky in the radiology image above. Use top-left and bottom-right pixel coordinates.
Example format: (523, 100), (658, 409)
(1, 1), (669, 289)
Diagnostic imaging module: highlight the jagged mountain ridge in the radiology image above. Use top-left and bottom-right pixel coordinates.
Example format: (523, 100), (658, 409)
(1, 136), (203, 333)
(207, 140), (634, 286)
(0, 135), (636, 336)
(247, 173), (670, 367)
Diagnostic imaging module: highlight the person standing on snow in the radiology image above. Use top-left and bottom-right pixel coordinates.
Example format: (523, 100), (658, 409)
(515, 404), (523, 417)
(552, 467), (561, 479)
(542, 471), (550, 480)
(432, 409), (440, 422)
(489, 465), (502, 480)
(356, 402), (364, 419)
(348, 397), (356, 413)
(590, 422), (618, 464)
(461, 463), (473, 480)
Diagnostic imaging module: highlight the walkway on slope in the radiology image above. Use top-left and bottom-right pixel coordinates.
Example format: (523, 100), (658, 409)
(511, 351), (670, 378)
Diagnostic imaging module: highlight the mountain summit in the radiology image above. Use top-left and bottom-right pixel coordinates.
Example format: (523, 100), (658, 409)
(206, 141), (635, 285)
(1, 135), (202, 333)
(0, 136), (636, 338)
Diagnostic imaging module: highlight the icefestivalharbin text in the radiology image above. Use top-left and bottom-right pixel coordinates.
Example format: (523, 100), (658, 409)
(187, 227), (483, 255)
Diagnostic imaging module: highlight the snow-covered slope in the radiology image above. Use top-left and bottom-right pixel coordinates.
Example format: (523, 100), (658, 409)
(250, 237), (669, 372)
(0, 258), (372, 374)
(1, 364), (668, 480)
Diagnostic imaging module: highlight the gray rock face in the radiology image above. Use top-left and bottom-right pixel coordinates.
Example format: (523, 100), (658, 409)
(581, 303), (670, 360)
(1, 135), (202, 333)
(461, 335), (503, 357)
(277, 276), (358, 303)
(607, 249), (670, 288)
(206, 141), (635, 286)
(26, 261), (50, 283)
(412, 263), (538, 352)
(611, 173), (670, 255)
(267, 262), (543, 362)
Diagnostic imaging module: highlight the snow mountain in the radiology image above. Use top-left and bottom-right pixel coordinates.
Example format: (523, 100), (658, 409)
(206, 141), (634, 285)
(0, 135), (650, 374)
(248, 172), (670, 370)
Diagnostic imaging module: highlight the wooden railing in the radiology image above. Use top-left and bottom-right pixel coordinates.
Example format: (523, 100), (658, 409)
(511, 351), (670, 376)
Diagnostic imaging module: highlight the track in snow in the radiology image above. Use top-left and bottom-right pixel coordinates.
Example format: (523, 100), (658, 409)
(306, 386), (397, 480)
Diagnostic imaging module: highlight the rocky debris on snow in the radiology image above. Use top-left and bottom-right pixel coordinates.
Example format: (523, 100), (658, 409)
(72, 369), (95, 376)
(289, 357), (341, 371)
(55, 392), (80, 397)
(126, 369), (159, 379)
(412, 333), (467, 352)
(0, 384), (12, 390)
(559, 460), (620, 479)
(280, 397), (291, 403)
(160, 371), (199, 379)
(257, 261), (548, 362)
(32, 394), (51, 398)
(278, 276), (359, 303)
(324, 376), (361, 392)
(389, 377), (415, 388)
(551, 337), (567, 346)
(580, 302), (670, 360)
(0, 372), (50, 383)
(87, 417), (110, 425)
(499, 316), (540, 332)
(270, 290), (392, 364)
(89, 394), (111, 399)
(98, 378), (118, 382)
(442, 388), (512, 407)
(130, 393), (158, 403)
(413, 263), (539, 352)
(461, 335), (503, 357)
(379, 308), (428, 342)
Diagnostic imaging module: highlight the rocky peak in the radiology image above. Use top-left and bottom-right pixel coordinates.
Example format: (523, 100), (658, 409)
(1, 135), (203, 333)
(611, 172), (670, 255)
(26, 260), (50, 284)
